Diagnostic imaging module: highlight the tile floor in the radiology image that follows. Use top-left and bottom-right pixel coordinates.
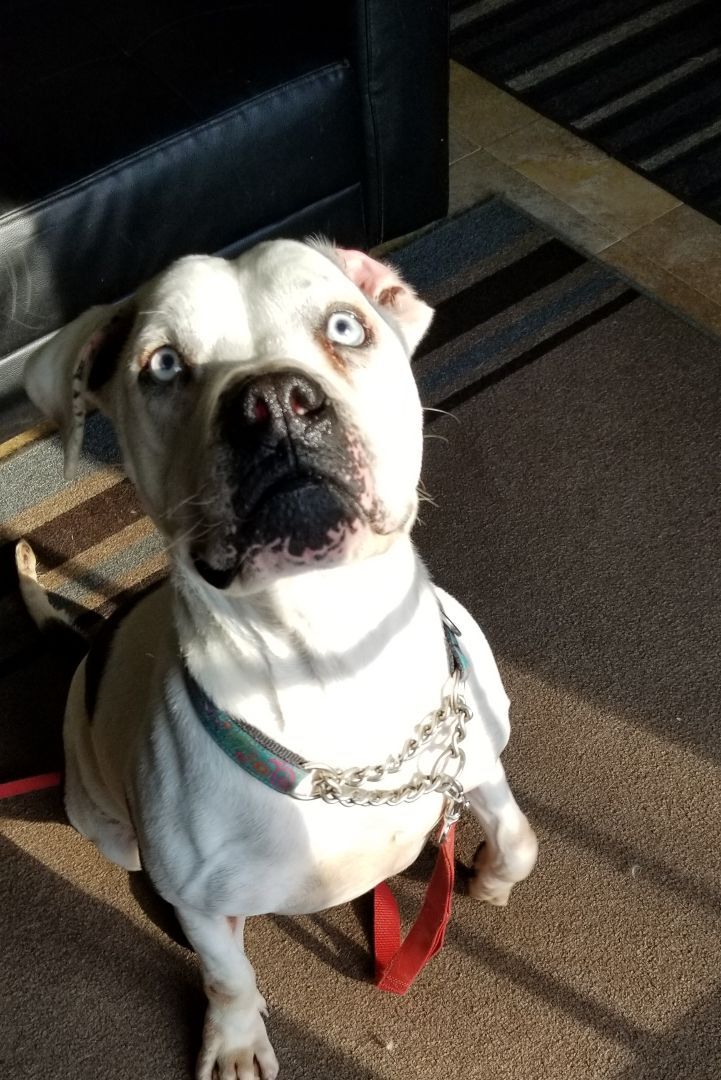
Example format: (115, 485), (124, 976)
(448, 61), (721, 338)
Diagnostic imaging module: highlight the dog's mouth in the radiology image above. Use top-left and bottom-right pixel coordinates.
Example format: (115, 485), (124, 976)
(247, 472), (360, 522)
(191, 470), (367, 589)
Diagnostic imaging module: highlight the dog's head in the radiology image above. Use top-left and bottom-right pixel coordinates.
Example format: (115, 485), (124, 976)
(26, 240), (433, 591)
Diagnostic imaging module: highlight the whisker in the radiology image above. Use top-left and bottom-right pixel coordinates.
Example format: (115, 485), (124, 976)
(417, 479), (438, 508)
(163, 518), (213, 555)
(423, 406), (459, 424)
(165, 489), (214, 517)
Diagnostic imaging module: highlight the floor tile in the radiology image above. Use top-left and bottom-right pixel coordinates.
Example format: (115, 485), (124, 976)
(449, 61), (538, 148)
(486, 117), (680, 239)
(449, 149), (618, 254)
(449, 127), (479, 164)
(407, 59), (721, 338)
(599, 237), (721, 338)
(620, 204), (721, 305)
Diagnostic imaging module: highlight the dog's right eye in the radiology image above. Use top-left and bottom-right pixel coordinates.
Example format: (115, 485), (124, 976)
(147, 346), (184, 383)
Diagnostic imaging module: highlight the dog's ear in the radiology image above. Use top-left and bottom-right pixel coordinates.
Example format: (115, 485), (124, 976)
(338, 248), (433, 354)
(24, 302), (136, 481)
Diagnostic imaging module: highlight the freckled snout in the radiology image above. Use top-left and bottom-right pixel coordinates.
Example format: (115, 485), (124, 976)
(190, 368), (374, 589)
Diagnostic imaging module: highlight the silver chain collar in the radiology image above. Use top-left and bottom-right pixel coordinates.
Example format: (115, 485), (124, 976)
(296, 667), (472, 841)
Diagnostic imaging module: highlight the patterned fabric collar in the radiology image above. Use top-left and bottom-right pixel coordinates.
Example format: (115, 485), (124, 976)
(181, 607), (468, 798)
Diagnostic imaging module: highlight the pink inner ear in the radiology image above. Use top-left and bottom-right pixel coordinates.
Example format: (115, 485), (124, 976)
(338, 248), (396, 299)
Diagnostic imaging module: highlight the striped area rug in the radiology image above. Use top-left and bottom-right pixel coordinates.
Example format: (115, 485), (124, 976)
(0, 197), (665, 782)
(451, 0), (721, 222)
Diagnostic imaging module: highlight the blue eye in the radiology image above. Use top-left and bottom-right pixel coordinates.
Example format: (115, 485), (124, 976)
(326, 310), (366, 347)
(148, 346), (184, 383)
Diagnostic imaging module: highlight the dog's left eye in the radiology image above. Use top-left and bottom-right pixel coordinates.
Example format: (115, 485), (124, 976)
(148, 346), (184, 383)
(326, 311), (366, 348)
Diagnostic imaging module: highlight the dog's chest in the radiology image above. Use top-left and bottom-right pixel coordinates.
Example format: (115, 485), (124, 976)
(140, 660), (446, 912)
(129, 583), (508, 916)
(137, 633), (501, 918)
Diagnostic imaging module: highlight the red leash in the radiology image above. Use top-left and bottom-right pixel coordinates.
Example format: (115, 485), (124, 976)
(0, 771), (62, 800)
(373, 824), (456, 994)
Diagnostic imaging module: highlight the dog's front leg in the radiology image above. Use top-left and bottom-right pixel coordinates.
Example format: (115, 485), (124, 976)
(176, 907), (279, 1080)
(466, 760), (538, 906)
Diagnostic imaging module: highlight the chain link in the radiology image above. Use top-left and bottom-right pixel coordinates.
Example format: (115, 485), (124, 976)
(298, 668), (473, 838)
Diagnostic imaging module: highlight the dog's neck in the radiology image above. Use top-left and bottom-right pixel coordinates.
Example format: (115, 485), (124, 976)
(172, 537), (434, 684)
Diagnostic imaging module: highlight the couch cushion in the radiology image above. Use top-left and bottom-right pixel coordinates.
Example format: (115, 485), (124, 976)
(0, 1), (363, 364)
(1, 0), (348, 201)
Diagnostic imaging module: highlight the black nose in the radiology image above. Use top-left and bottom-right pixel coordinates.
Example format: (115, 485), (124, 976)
(219, 370), (330, 448)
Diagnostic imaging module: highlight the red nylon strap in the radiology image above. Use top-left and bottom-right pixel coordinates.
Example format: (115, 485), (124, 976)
(373, 823), (456, 994)
(0, 772), (63, 800)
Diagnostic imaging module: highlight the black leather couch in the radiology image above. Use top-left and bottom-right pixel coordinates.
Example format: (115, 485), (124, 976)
(0, 0), (449, 435)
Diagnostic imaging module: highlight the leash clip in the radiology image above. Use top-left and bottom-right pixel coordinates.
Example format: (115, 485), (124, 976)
(437, 782), (468, 845)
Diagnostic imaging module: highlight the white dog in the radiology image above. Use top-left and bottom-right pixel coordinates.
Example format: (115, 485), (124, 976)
(18, 240), (537, 1079)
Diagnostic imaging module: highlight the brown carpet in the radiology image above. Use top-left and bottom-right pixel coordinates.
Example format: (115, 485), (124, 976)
(2, 201), (720, 1079)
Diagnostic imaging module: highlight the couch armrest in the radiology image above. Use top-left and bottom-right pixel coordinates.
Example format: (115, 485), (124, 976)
(349, 0), (450, 245)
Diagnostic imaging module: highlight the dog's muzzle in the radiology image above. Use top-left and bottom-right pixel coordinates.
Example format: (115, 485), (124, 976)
(191, 369), (367, 588)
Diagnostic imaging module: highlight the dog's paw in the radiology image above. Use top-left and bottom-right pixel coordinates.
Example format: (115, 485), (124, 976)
(467, 873), (514, 906)
(467, 831), (538, 906)
(197, 1005), (279, 1080)
(467, 841), (514, 907)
